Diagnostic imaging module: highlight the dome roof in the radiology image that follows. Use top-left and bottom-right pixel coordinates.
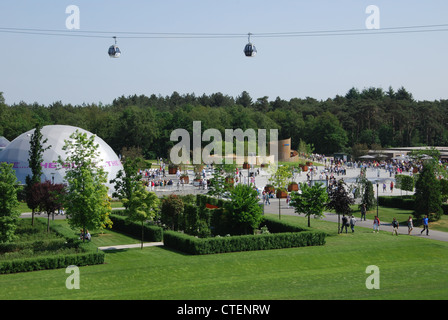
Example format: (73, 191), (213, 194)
(0, 125), (123, 194)
(0, 136), (10, 148)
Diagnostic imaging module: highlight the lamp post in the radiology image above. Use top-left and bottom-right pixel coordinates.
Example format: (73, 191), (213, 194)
(376, 181), (379, 218)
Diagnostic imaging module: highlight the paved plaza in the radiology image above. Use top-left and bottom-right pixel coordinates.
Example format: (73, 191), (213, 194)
(20, 160), (448, 243)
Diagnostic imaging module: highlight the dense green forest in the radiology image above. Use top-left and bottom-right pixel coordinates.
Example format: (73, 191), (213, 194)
(1, 86), (448, 159)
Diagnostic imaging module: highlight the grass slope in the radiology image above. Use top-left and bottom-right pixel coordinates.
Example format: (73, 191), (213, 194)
(1, 214), (447, 300)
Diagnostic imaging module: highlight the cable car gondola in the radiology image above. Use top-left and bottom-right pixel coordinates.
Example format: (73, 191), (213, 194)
(108, 36), (121, 58)
(244, 33), (257, 57)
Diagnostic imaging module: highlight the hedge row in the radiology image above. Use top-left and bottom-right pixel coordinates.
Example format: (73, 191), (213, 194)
(109, 214), (163, 242)
(163, 215), (326, 255)
(0, 218), (104, 274)
(261, 216), (309, 233)
(163, 230), (326, 255)
(0, 251), (105, 274)
(0, 239), (71, 254)
(378, 196), (448, 214)
(378, 196), (415, 210)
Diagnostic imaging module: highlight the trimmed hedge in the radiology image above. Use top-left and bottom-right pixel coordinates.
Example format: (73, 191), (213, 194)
(378, 195), (415, 210)
(163, 230), (325, 255)
(378, 195), (448, 215)
(0, 218), (105, 274)
(109, 214), (163, 242)
(163, 216), (326, 255)
(0, 251), (105, 274)
(261, 216), (309, 233)
(0, 239), (72, 254)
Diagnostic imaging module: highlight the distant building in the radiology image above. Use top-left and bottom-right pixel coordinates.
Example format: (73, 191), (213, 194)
(0, 136), (10, 152)
(275, 138), (299, 162)
(0, 125), (123, 195)
(367, 146), (448, 161)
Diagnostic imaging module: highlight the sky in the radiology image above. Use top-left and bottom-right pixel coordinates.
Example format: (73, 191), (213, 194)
(1, 0), (448, 106)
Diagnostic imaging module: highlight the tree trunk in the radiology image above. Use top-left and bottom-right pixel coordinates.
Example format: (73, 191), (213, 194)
(278, 198), (281, 220)
(31, 209), (35, 227)
(338, 214), (340, 234)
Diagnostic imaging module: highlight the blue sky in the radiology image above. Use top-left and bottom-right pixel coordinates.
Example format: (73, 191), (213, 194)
(1, 0), (448, 105)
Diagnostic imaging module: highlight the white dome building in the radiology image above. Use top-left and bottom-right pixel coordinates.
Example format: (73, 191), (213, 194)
(0, 125), (123, 194)
(0, 136), (10, 152)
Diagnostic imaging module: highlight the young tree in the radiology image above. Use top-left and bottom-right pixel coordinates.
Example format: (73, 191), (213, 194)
(268, 165), (292, 220)
(290, 182), (328, 228)
(207, 164), (227, 198)
(109, 157), (144, 210)
(123, 185), (160, 249)
(326, 179), (355, 233)
(25, 123), (51, 226)
(31, 181), (65, 232)
(57, 130), (113, 241)
(226, 183), (263, 234)
(0, 163), (21, 243)
(207, 163), (235, 198)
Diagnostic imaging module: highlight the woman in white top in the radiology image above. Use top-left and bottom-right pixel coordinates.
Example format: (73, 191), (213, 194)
(407, 216), (413, 235)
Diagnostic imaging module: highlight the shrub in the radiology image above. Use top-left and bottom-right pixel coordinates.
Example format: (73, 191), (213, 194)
(163, 230), (325, 255)
(161, 194), (184, 230)
(0, 251), (105, 274)
(378, 195), (414, 210)
(109, 214), (163, 242)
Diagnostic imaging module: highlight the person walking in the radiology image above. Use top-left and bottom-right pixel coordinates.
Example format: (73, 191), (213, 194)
(373, 216), (380, 233)
(390, 181), (394, 193)
(407, 216), (414, 235)
(360, 203), (366, 221)
(264, 191), (270, 206)
(350, 215), (357, 233)
(341, 214), (348, 234)
(392, 217), (399, 236)
(420, 215), (429, 236)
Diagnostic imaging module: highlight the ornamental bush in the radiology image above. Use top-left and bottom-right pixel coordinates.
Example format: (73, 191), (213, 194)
(109, 214), (163, 242)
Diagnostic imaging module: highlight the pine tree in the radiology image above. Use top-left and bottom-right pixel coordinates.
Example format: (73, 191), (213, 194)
(361, 180), (376, 211)
(414, 162), (442, 222)
(25, 124), (51, 226)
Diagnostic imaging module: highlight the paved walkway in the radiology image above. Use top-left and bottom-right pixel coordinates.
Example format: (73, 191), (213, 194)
(98, 242), (164, 251)
(262, 198), (448, 242)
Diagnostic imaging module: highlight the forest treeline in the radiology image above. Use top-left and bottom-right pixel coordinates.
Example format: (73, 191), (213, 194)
(1, 86), (448, 160)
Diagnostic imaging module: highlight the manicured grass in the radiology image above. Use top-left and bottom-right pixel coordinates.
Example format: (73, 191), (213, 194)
(1, 214), (447, 300)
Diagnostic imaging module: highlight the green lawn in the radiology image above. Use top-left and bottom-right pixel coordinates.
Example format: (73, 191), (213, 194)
(1, 214), (447, 300)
